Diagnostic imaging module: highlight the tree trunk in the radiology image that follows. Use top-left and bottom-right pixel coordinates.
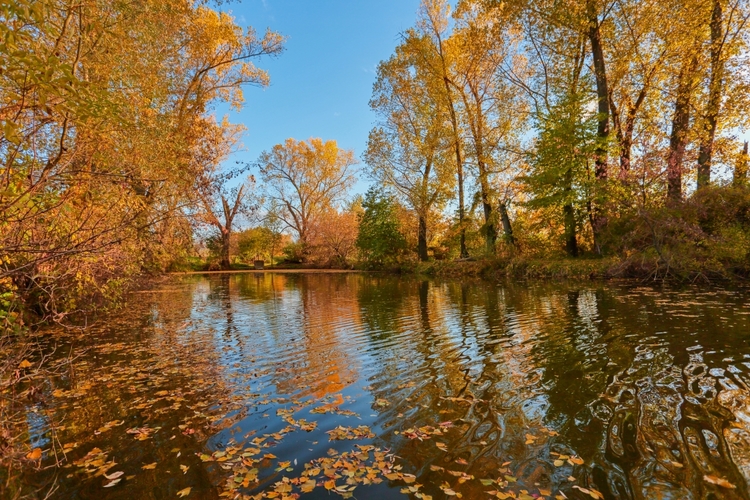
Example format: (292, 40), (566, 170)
(564, 168), (577, 257)
(697, 0), (724, 189)
(586, 3), (609, 251)
(564, 203), (578, 257)
(587, 4), (610, 182)
(418, 214), (429, 262)
(479, 161), (497, 254)
(457, 155), (468, 259)
(667, 56), (698, 203)
(734, 141), (749, 187)
(220, 228), (231, 270)
(498, 201), (515, 246)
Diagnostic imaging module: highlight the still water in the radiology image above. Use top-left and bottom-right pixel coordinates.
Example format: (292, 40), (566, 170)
(9, 273), (750, 499)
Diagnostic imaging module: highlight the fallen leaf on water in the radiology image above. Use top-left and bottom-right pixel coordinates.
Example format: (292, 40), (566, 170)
(104, 471), (124, 480)
(436, 442), (448, 451)
(103, 478), (121, 488)
(703, 475), (736, 489)
(142, 463), (157, 470)
(572, 485), (604, 499)
(176, 487), (191, 497)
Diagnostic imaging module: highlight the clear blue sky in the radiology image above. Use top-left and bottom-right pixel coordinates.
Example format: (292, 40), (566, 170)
(217, 0), (422, 195)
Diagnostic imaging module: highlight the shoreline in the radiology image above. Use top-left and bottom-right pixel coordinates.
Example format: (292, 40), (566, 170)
(170, 268), (369, 275)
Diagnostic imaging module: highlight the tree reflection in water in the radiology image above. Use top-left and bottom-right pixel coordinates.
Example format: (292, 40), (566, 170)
(7, 275), (750, 499)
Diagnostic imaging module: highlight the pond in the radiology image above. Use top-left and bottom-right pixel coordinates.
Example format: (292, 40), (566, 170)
(6, 273), (750, 499)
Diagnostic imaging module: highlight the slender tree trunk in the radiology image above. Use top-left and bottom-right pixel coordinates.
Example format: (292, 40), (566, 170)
(498, 200), (515, 246)
(697, 0), (724, 189)
(667, 56), (698, 203)
(564, 169), (578, 257)
(463, 85), (496, 255)
(564, 204), (578, 257)
(443, 82), (468, 258)
(586, 2), (610, 252)
(478, 160), (497, 254)
(418, 213), (429, 261)
(220, 228), (231, 270)
(587, 5), (610, 182)
(734, 141), (749, 187)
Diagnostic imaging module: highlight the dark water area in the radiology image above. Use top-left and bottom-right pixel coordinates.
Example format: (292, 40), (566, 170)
(6, 273), (750, 499)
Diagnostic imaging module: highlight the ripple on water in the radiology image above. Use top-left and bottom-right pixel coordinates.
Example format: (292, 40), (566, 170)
(6, 275), (750, 499)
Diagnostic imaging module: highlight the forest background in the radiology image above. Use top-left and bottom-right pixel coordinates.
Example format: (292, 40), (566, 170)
(2, 0), (750, 332)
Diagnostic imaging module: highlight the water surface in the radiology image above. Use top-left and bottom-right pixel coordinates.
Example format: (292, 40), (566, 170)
(8, 273), (750, 499)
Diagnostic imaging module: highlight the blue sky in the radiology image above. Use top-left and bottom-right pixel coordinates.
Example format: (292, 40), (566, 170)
(217, 0), (422, 195)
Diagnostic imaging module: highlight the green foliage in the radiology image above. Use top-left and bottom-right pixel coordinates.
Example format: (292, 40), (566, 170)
(356, 188), (407, 267)
(237, 227), (276, 262)
(524, 92), (598, 219)
(282, 242), (306, 263)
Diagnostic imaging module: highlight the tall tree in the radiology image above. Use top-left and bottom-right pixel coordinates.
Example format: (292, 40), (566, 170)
(258, 138), (357, 252)
(195, 173), (254, 270)
(417, 0), (470, 258)
(451, 6), (527, 252)
(365, 39), (453, 262)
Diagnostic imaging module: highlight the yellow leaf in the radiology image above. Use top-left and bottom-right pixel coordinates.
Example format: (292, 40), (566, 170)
(142, 463), (157, 470)
(19, 359), (33, 369)
(176, 487), (191, 497)
(703, 475), (736, 489)
(26, 448), (42, 460)
(300, 479), (316, 493)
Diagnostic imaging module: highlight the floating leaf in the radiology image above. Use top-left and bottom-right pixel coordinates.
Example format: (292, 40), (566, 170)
(142, 463), (157, 470)
(176, 487), (191, 497)
(104, 471), (124, 480)
(703, 475), (736, 489)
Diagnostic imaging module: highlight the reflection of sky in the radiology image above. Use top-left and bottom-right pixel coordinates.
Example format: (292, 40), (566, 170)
(20, 276), (750, 498)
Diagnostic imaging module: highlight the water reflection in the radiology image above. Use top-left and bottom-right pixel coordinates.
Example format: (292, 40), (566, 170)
(9, 274), (750, 499)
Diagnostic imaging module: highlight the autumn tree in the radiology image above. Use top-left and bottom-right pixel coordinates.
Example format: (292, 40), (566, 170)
(258, 138), (358, 255)
(451, 5), (528, 252)
(414, 0), (471, 258)
(0, 0), (284, 319)
(365, 36), (453, 261)
(194, 170), (255, 270)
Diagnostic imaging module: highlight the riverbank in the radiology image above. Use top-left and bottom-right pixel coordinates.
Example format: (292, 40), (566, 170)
(407, 253), (750, 283)
(171, 268), (365, 275)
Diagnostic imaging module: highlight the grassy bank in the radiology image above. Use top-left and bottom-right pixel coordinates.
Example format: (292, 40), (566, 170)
(408, 252), (750, 283)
